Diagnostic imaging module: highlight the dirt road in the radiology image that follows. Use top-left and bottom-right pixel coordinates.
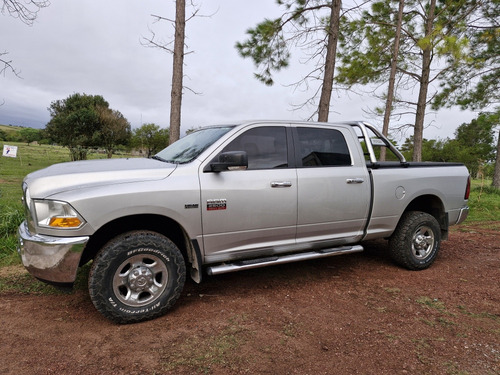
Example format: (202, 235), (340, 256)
(1, 223), (498, 375)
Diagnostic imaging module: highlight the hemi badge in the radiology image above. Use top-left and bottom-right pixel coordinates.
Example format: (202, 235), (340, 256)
(184, 204), (199, 209)
(207, 199), (227, 211)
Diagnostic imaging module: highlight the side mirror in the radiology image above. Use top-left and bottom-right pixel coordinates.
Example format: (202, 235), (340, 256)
(207, 151), (248, 172)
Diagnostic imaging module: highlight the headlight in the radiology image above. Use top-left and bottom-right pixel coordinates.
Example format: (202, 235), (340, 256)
(33, 200), (85, 229)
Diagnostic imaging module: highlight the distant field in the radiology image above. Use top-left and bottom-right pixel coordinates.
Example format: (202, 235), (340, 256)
(0, 141), (135, 200)
(1, 141), (73, 201)
(0, 124), (24, 136)
(0, 141), (136, 264)
(0, 124), (23, 130)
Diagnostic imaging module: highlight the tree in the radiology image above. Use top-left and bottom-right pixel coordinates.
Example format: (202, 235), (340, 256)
(401, 111), (498, 178)
(433, 0), (499, 111)
(454, 111), (498, 178)
(132, 123), (169, 158)
(401, 136), (447, 162)
(18, 127), (41, 144)
(411, 0), (437, 163)
(1, 0), (49, 76)
(236, 0), (343, 122)
(336, 0), (479, 162)
(493, 130), (500, 188)
(45, 93), (110, 161)
(380, 0), (404, 161)
(142, 1), (203, 145)
(97, 106), (132, 158)
(1, 51), (16, 77)
(169, 0), (185, 144)
(431, 1), (499, 187)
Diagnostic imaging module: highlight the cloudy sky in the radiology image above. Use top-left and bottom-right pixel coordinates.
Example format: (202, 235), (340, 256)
(1, 0), (477, 141)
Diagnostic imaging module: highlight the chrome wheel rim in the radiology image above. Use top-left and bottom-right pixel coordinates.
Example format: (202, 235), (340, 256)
(112, 253), (168, 307)
(411, 225), (435, 259)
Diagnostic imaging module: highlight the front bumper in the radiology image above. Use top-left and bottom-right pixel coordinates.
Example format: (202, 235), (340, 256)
(17, 221), (89, 284)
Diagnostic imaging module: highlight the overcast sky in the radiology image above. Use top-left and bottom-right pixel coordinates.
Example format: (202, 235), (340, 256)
(1, 0), (478, 141)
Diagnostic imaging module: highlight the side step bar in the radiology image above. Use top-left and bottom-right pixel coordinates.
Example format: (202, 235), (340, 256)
(206, 245), (364, 276)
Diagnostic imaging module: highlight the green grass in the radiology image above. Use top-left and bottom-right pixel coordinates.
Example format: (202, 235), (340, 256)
(0, 142), (73, 264)
(0, 141), (135, 266)
(467, 179), (500, 222)
(0, 206), (24, 265)
(0, 271), (64, 294)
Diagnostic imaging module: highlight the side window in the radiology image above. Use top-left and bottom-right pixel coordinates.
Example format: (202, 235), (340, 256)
(297, 127), (351, 167)
(220, 126), (288, 170)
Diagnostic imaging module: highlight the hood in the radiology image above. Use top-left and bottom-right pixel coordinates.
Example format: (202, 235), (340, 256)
(25, 158), (177, 198)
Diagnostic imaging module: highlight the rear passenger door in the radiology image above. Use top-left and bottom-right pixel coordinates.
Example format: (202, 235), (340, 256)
(294, 126), (370, 246)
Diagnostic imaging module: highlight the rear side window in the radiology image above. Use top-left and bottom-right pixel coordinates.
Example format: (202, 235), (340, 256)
(296, 127), (351, 167)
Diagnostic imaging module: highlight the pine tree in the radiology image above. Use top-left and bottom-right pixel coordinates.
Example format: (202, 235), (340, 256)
(236, 0), (343, 122)
(336, 0), (478, 161)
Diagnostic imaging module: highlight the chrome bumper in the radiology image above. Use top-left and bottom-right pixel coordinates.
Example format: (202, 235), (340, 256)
(17, 221), (89, 284)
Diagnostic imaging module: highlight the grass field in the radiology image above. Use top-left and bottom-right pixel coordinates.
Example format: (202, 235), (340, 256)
(0, 124), (24, 136)
(0, 141), (499, 266)
(0, 141), (135, 265)
(468, 178), (500, 221)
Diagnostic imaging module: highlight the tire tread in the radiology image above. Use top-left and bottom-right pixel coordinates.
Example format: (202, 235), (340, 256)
(88, 231), (186, 324)
(389, 211), (441, 270)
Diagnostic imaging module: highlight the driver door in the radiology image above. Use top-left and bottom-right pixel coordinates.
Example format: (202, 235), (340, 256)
(199, 124), (297, 263)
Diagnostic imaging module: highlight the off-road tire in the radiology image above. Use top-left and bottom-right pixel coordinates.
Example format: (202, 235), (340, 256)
(88, 230), (186, 324)
(389, 211), (441, 270)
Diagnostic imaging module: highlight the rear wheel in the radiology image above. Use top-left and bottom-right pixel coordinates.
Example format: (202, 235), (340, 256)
(389, 211), (441, 270)
(89, 231), (186, 323)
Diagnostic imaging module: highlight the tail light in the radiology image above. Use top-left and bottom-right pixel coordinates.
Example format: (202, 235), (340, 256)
(464, 176), (471, 200)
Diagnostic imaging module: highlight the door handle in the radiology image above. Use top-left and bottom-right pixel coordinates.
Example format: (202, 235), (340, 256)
(271, 181), (292, 188)
(346, 178), (365, 184)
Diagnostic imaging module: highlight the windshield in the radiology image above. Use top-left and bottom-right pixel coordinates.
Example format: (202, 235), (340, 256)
(155, 126), (234, 164)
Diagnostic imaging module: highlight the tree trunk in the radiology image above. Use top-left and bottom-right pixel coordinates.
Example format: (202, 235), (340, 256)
(317, 0), (341, 123)
(493, 129), (500, 188)
(413, 0), (436, 162)
(169, 0), (185, 145)
(380, 0), (404, 161)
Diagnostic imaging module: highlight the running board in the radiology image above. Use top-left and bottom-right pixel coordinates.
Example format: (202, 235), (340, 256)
(206, 245), (364, 276)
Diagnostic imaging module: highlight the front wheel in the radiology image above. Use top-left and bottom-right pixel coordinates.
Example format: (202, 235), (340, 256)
(89, 231), (186, 324)
(389, 211), (441, 270)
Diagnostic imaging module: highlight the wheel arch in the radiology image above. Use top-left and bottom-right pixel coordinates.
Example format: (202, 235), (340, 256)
(80, 214), (201, 281)
(403, 194), (448, 239)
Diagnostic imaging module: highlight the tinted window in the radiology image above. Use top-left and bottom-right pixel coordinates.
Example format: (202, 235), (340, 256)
(297, 127), (351, 167)
(220, 126), (288, 170)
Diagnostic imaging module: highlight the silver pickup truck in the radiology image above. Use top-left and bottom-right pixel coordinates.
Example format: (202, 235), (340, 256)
(17, 121), (470, 323)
